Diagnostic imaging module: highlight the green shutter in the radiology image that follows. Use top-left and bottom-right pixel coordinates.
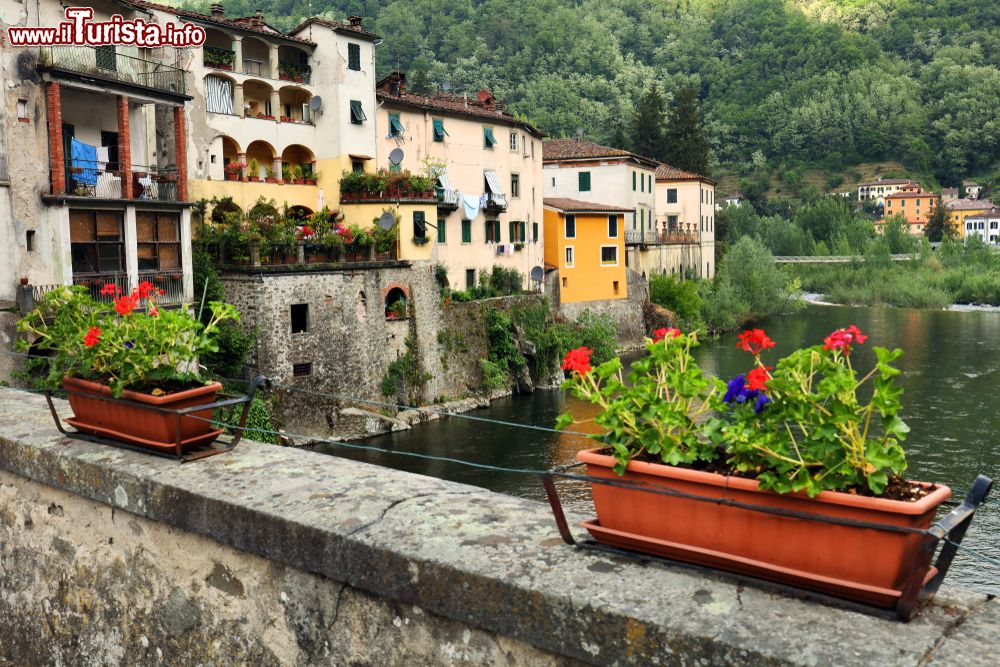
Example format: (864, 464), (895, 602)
(519, 221), (526, 242)
(433, 118), (448, 141)
(437, 219), (446, 243)
(350, 100), (366, 123)
(532, 222), (538, 243)
(389, 113), (404, 136)
(494, 220), (501, 242)
(632, 171), (636, 191)
(413, 211), (426, 239)
(509, 220), (515, 243)
(462, 219), (471, 243)
(484, 127), (496, 147)
(579, 171), (591, 192)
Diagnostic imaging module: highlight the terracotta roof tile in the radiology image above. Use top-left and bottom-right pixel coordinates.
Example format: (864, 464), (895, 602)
(543, 197), (634, 213)
(655, 162), (716, 185)
(946, 198), (995, 211)
(885, 189), (936, 199)
(289, 17), (380, 42)
(542, 139), (657, 168)
(965, 207), (1000, 220)
(858, 178), (919, 187)
(124, 1), (316, 45)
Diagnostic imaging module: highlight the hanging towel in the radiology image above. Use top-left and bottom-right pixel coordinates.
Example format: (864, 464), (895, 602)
(479, 193), (489, 209)
(96, 146), (110, 171)
(463, 194), (481, 221)
(71, 138), (98, 186)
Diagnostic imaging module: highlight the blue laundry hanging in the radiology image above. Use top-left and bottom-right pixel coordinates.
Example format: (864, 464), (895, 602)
(70, 138), (98, 186)
(463, 194), (481, 221)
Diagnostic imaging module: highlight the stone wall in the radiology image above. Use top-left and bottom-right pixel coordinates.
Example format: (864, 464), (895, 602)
(0, 388), (997, 666)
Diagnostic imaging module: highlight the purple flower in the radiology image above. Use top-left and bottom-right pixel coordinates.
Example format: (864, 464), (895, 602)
(724, 374), (748, 404)
(124, 341), (134, 349)
(754, 393), (771, 414)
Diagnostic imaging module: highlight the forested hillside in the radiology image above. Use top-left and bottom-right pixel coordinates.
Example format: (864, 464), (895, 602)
(184, 0), (1000, 184)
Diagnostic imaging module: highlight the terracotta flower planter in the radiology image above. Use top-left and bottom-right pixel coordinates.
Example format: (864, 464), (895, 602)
(63, 376), (223, 452)
(578, 448), (952, 608)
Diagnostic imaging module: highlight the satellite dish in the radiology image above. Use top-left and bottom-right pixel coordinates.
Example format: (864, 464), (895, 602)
(309, 96), (323, 111)
(388, 148), (404, 165)
(377, 211), (396, 230)
(530, 266), (544, 282)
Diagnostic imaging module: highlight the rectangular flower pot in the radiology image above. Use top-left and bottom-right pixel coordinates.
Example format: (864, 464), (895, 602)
(63, 377), (223, 452)
(578, 448), (952, 608)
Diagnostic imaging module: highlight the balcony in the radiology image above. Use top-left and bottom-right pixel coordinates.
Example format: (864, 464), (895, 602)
(62, 161), (180, 202)
(29, 271), (185, 309)
(436, 186), (460, 211)
(243, 58), (267, 78)
(278, 61), (312, 84)
(484, 192), (507, 212)
(625, 230), (698, 246)
(339, 170), (437, 204)
(39, 46), (185, 96)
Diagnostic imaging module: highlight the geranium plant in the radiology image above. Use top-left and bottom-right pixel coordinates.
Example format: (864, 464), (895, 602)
(558, 324), (910, 496)
(17, 282), (238, 397)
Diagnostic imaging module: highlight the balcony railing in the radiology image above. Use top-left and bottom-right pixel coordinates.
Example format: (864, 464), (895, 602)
(436, 186), (460, 209)
(625, 230), (699, 245)
(243, 58), (267, 77)
(484, 192), (508, 211)
(62, 161), (179, 202)
(206, 241), (398, 268)
(39, 46), (185, 95)
(31, 271), (183, 308)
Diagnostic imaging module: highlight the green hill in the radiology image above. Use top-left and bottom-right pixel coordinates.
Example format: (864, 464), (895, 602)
(182, 0), (1000, 186)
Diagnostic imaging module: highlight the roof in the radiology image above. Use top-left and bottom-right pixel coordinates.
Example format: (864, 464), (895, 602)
(542, 139), (658, 169)
(376, 75), (544, 137)
(858, 178), (919, 187)
(543, 197), (634, 213)
(124, 1), (316, 45)
(655, 162), (716, 185)
(965, 207), (1000, 220)
(885, 189), (937, 199)
(942, 188), (959, 195)
(946, 198), (995, 211)
(963, 180), (981, 186)
(289, 17), (380, 42)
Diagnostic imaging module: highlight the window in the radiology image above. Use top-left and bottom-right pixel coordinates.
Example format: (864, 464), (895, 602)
(632, 171), (636, 191)
(578, 171), (591, 192)
(461, 219), (472, 243)
(613, 280), (620, 295)
(293, 362), (312, 378)
(136, 213), (181, 272)
(565, 246), (574, 267)
(16, 99), (28, 121)
(667, 215), (678, 231)
(347, 43), (361, 71)
(433, 118), (448, 142)
(483, 127), (496, 148)
(511, 174), (520, 198)
(290, 304), (309, 334)
(485, 219), (500, 243)
(95, 45), (116, 71)
(510, 132), (518, 152)
(26, 230), (36, 251)
(352, 160), (364, 173)
(437, 219), (446, 243)
(70, 210), (124, 275)
(640, 209), (644, 227)
(551, 177), (555, 187)
(667, 188), (677, 204)
(532, 222), (538, 243)
(608, 215), (618, 238)
(601, 246), (618, 266)
(562, 277), (567, 288)
(465, 269), (476, 289)
(388, 113), (404, 137)
(350, 100), (366, 124)
(413, 211), (427, 241)
(565, 214), (576, 239)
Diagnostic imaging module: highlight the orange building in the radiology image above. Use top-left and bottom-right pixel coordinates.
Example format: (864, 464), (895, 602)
(883, 188), (939, 236)
(543, 198), (629, 303)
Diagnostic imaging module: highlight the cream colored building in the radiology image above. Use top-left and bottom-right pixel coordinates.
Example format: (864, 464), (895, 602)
(375, 74), (545, 289)
(857, 178), (920, 205)
(639, 164), (716, 280)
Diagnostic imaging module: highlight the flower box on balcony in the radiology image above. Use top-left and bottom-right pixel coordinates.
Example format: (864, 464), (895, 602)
(224, 173), (239, 181)
(210, 63), (233, 71)
(247, 177), (261, 183)
(304, 179), (317, 186)
(265, 176), (277, 184)
(256, 113), (275, 121)
(280, 116), (293, 122)
(292, 178), (307, 185)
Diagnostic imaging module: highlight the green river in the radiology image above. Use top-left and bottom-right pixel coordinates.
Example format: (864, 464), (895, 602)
(312, 304), (1000, 595)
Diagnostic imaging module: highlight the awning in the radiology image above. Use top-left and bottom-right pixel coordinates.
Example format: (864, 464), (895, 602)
(350, 100), (366, 123)
(389, 115), (405, 134)
(484, 169), (504, 195)
(437, 172), (453, 190)
(433, 118), (449, 139)
(483, 127), (496, 146)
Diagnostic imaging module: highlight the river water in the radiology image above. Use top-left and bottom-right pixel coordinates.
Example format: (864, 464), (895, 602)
(311, 304), (1000, 595)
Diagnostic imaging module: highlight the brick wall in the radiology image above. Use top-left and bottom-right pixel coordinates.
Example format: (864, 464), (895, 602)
(116, 96), (132, 198)
(46, 82), (64, 195)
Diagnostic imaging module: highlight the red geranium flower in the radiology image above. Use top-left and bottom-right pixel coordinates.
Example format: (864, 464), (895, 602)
(737, 329), (776, 355)
(300, 225), (314, 238)
(823, 325), (867, 355)
(652, 327), (682, 342)
(746, 365), (773, 392)
(135, 281), (157, 299)
(83, 326), (102, 347)
(561, 346), (593, 375)
(99, 283), (120, 296)
(149, 307), (159, 317)
(114, 294), (139, 316)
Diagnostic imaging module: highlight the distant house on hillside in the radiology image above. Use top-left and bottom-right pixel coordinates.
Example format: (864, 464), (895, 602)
(963, 181), (983, 200)
(942, 187), (960, 203)
(857, 178), (920, 205)
(882, 187), (939, 237)
(717, 192), (743, 209)
(963, 207), (1000, 245)
(946, 198), (996, 238)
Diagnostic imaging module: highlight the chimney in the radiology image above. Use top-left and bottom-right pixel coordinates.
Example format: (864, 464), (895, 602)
(210, 3), (224, 19)
(348, 16), (363, 27)
(253, 9), (264, 28)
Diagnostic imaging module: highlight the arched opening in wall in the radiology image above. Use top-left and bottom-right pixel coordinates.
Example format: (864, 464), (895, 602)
(278, 86), (313, 124)
(281, 144), (316, 182)
(287, 205), (313, 222)
(278, 45), (311, 83)
(384, 287), (408, 320)
(356, 290), (367, 322)
(202, 28), (235, 71)
(245, 140), (276, 181)
(211, 198), (242, 225)
(204, 74), (236, 115)
(247, 199), (280, 225)
(241, 37), (270, 77)
(242, 79), (274, 119)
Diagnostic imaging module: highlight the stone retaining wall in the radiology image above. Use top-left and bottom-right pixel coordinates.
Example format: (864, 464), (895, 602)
(0, 388), (997, 666)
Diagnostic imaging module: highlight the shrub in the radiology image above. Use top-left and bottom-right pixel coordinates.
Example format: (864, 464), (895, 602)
(648, 274), (703, 324)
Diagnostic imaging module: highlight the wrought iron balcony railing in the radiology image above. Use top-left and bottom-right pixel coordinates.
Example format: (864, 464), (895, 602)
(39, 46), (185, 95)
(61, 161), (180, 202)
(625, 230), (699, 245)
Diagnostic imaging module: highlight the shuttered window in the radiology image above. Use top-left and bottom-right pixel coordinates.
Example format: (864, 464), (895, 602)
(347, 43), (361, 71)
(579, 171), (591, 192)
(462, 219), (471, 243)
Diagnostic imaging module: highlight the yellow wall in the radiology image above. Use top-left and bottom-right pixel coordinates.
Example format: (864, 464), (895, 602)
(544, 207), (626, 303)
(190, 179), (321, 212)
(948, 207), (992, 238)
(340, 201), (437, 262)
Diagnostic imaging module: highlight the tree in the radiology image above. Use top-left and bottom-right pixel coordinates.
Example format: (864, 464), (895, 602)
(663, 86), (710, 176)
(882, 213), (917, 254)
(629, 82), (668, 161)
(923, 201), (951, 242)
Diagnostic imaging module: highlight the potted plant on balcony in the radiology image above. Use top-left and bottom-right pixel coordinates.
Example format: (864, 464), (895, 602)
(291, 164), (306, 185)
(302, 166), (318, 186)
(16, 282), (239, 451)
(224, 162), (244, 182)
(556, 326), (954, 608)
(204, 47), (235, 71)
(247, 158), (260, 183)
(282, 163), (293, 183)
(263, 166), (277, 184)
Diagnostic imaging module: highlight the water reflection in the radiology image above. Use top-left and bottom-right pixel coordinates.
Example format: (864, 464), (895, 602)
(311, 304), (1000, 594)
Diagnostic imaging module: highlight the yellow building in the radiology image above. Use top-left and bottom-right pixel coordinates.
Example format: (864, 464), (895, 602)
(946, 198), (996, 238)
(543, 198), (629, 303)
